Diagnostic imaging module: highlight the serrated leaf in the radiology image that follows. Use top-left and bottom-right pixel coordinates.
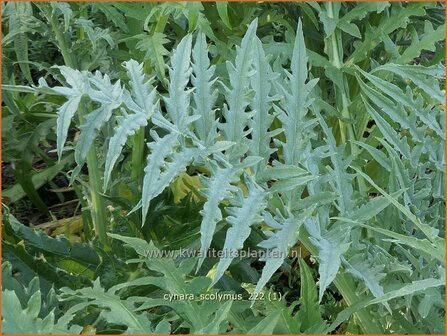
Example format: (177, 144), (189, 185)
(340, 221), (445, 264)
(2, 288), (81, 334)
(337, 3), (390, 38)
(346, 3), (427, 65)
(197, 166), (239, 271)
(140, 132), (178, 224)
(75, 73), (123, 165)
(344, 255), (387, 306)
(361, 96), (412, 160)
(104, 60), (157, 189)
(355, 167), (440, 242)
(350, 190), (404, 222)
(353, 140), (391, 171)
(248, 37), (277, 171)
(136, 32), (170, 85)
(191, 32), (218, 145)
(51, 3), (73, 32)
(164, 34), (193, 131)
(397, 22), (446, 64)
(276, 20), (318, 166)
(199, 300), (233, 334)
(256, 163), (309, 183)
(5, 213), (101, 267)
(219, 18), (257, 157)
(59, 278), (154, 334)
(269, 175), (317, 194)
(90, 3), (129, 33)
(315, 109), (353, 214)
(50, 67), (87, 159)
(212, 179), (267, 284)
(253, 207), (314, 302)
(7, 2), (34, 84)
(247, 311), (280, 334)
(305, 219), (350, 302)
(356, 69), (422, 142)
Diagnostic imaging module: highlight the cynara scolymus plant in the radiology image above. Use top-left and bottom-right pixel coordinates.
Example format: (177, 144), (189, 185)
(42, 20), (324, 295)
(36, 15), (446, 329)
(3, 1), (445, 333)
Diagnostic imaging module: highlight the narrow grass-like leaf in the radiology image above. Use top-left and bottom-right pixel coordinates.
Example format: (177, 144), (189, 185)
(366, 277), (445, 307)
(361, 96), (412, 160)
(296, 257), (324, 330)
(354, 167), (440, 242)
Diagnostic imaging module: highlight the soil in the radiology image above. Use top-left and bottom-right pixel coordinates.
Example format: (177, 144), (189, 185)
(2, 161), (79, 226)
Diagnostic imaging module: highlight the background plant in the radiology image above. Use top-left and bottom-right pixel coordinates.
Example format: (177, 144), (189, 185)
(2, 1), (445, 334)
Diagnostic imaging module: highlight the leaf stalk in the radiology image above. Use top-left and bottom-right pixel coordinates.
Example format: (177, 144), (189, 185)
(41, 4), (109, 246)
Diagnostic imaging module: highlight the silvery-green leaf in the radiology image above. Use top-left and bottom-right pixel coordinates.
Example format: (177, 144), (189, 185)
(248, 37), (276, 171)
(52, 67), (88, 160)
(103, 60), (157, 189)
(140, 132), (178, 224)
(197, 166), (239, 271)
(163, 34), (193, 131)
(252, 206), (314, 302)
(191, 32), (218, 145)
(305, 219), (351, 302)
(212, 179), (267, 284)
(75, 74), (123, 165)
(219, 18), (257, 158)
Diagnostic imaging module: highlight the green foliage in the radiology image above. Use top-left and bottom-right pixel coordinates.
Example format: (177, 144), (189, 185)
(59, 279), (156, 334)
(2, 2), (37, 84)
(191, 32), (218, 145)
(212, 178), (266, 285)
(103, 60), (157, 189)
(2, 1), (445, 334)
(2, 206), (101, 291)
(306, 220), (351, 303)
(2, 287), (81, 334)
